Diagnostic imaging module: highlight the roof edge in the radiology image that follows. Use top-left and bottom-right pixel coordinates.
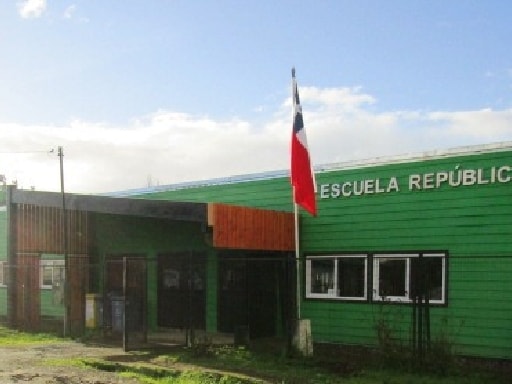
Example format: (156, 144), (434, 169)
(316, 140), (512, 174)
(110, 141), (512, 196)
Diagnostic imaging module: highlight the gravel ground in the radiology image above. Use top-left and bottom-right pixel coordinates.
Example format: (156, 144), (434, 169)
(0, 341), (141, 383)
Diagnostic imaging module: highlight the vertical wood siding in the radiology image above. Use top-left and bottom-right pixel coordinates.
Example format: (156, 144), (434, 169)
(16, 253), (40, 331)
(68, 254), (89, 335)
(13, 204), (89, 332)
(210, 203), (294, 251)
(16, 204), (88, 254)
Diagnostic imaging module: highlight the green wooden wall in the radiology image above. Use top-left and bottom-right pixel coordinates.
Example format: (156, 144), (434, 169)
(139, 149), (512, 359)
(306, 150), (512, 359)
(140, 177), (294, 211)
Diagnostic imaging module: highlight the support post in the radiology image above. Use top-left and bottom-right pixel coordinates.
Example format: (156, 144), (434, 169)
(58, 146), (69, 336)
(291, 193), (313, 356)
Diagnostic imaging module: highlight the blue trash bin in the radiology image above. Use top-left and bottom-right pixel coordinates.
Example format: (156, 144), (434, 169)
(111, 296), (124, 333)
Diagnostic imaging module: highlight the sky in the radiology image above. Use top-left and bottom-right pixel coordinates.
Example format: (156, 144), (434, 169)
(1, 1), (511, 194)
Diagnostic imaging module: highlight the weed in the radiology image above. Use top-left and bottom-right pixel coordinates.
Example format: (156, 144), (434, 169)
(372, 303), (465, 376)
(373, 300), (410, 370)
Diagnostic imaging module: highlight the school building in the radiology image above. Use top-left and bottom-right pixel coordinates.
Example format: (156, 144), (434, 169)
(0, 141), (511, 359)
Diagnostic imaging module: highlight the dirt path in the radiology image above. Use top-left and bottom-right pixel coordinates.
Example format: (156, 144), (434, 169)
(0, 341), (140, 383)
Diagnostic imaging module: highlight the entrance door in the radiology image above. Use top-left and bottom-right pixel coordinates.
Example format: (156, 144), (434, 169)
(104, 254), (147, 347)
(218, 253), (289, 339)
(123, 256), (147, 350)
(157, 252), (206, 329)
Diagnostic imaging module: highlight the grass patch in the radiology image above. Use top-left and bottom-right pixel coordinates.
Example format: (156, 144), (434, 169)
(38, 341), (509, 384)
(82, 359), (257, 384)
(146, 344), (508, 384)
(0, 326), (508, 384)
(0, 326), (62, 346)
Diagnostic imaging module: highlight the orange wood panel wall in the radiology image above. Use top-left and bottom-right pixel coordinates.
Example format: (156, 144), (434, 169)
(210, 203), (295, 251)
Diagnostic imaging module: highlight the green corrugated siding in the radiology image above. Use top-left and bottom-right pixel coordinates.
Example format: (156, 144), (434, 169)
(139, 149), (512, 359)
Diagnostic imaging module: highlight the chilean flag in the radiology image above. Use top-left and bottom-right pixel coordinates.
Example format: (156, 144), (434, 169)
(291, 68), (317, 216)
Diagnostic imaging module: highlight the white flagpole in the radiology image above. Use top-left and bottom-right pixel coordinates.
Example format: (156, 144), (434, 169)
(290, 67), (314, 356)
(291, 69), (301, 321)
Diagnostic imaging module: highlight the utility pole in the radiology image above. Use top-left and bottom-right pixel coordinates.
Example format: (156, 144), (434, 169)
(58, 146), (69, 336)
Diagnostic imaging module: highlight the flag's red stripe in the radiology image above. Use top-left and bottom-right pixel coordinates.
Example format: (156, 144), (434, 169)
(291, 131), (317, 216)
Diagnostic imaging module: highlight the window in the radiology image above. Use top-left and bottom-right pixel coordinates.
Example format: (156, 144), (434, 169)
(373, 253), (446, 304)
(0, 261), (7, 286)
(306, 252), (447, 305)
(306, 255), (367, 300)
(40, 260), (65, 289)
(410, 256), (445, 302)
(338, 257), (367, 298)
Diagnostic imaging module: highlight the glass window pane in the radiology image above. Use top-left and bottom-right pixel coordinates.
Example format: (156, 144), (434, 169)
(427, 258), (443, 300)
(54, 266), (64, 284)
(310, 259), (334, 294)
(410, 257), (443, 301)
(338, 258), (365, 298)
(378, 259), (406, 297)
(42, 266), (53, 286)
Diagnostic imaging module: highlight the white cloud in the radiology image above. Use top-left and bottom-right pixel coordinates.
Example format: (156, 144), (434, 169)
(1, 87), (511, 194)
(17, 0), (47, 19)
(62, 4), (89, 23)
(302, 86), (376, 110)
(63, 5), (76, 19)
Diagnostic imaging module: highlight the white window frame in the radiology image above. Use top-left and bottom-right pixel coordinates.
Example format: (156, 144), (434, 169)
(306, 255), (367, 301)
(373, 254), (412, 302)
(372, 253), (446, 304)
(40, 260), (65, 289)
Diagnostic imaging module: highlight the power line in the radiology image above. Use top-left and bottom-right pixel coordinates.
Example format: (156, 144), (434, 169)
(0, 149), (55, 154)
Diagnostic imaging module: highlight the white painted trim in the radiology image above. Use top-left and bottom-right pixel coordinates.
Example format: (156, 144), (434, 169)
(305, 254), (368, 301)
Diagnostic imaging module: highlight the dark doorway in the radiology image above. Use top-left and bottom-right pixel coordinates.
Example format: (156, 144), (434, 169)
(103, 254), (147, 342)
(123, 256), (147, 350)
(218, 252), (290, 339)
(157, 252), (206, 330)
